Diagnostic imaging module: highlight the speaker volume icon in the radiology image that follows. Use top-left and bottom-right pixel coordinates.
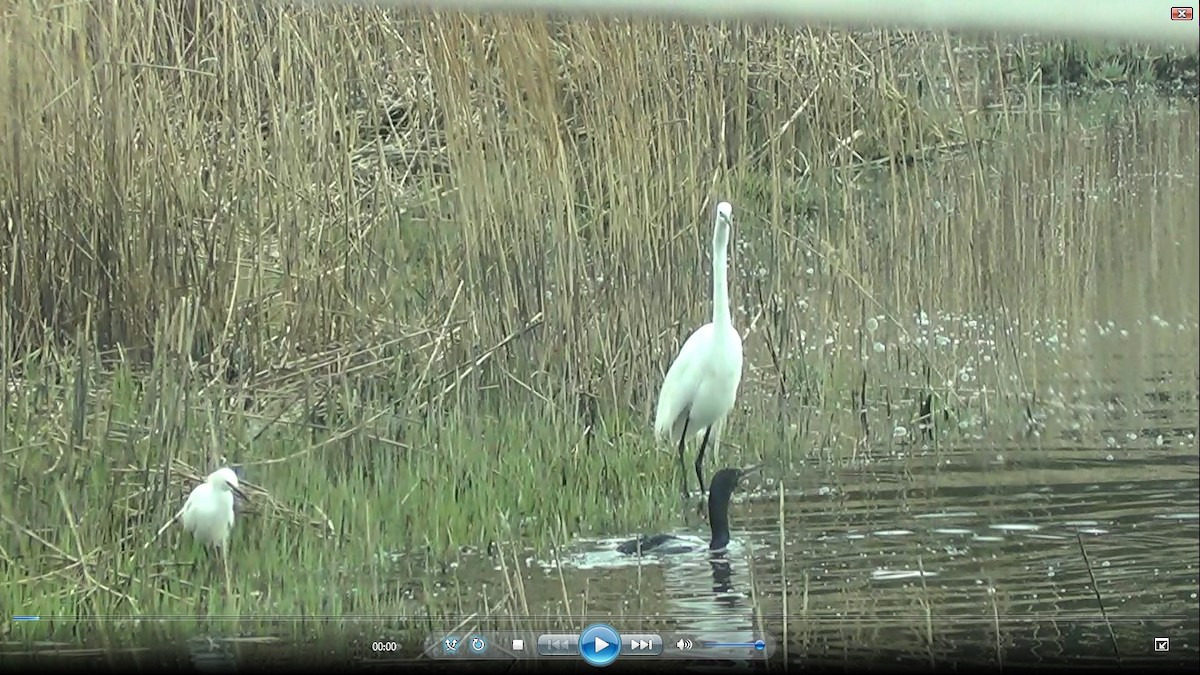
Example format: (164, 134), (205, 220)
(676, 638), (694, 650)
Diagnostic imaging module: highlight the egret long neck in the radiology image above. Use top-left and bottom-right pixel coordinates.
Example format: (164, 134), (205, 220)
(711, 229), (731, 328)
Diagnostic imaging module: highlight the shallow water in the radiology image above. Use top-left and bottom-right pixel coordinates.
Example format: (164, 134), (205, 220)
(492, 439), (1198, 668)
(444, 330), (1199, 668)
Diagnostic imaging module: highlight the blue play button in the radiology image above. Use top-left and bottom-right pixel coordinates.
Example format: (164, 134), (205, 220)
(578, 623), (621, 667)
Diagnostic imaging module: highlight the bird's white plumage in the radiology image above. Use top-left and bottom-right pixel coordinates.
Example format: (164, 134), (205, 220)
(654, 323), (743, 445)
(654, 201), (744, 489)
(181, 467), (240, 550)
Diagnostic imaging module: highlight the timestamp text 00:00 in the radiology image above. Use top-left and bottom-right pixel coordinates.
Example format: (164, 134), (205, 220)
(372, 642), (400, 652)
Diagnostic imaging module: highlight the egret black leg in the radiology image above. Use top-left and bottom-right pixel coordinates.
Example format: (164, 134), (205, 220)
(695, 426), (713, 495)
(676, 418), (691, 498)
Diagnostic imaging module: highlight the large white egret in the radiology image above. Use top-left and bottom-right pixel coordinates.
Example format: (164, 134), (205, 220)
(653, 201), (744, 499)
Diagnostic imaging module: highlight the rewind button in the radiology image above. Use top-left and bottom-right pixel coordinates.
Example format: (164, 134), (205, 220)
(537, 634), (578, 656)
(624, 633), (663, 657)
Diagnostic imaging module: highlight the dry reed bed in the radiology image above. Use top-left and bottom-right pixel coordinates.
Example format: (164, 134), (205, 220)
(3, 0), (1196, 528)
(3, 1), (1128, 416)
(1, 0), (1194, 511)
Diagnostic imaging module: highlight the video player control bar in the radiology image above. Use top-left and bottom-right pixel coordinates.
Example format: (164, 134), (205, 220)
(424, 627), (774, 663)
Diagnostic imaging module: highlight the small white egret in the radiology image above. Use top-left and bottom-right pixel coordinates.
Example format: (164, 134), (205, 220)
(654, 201), (744, 499)
(182, 467), (245, 549)
(181, 467), (246, 584)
